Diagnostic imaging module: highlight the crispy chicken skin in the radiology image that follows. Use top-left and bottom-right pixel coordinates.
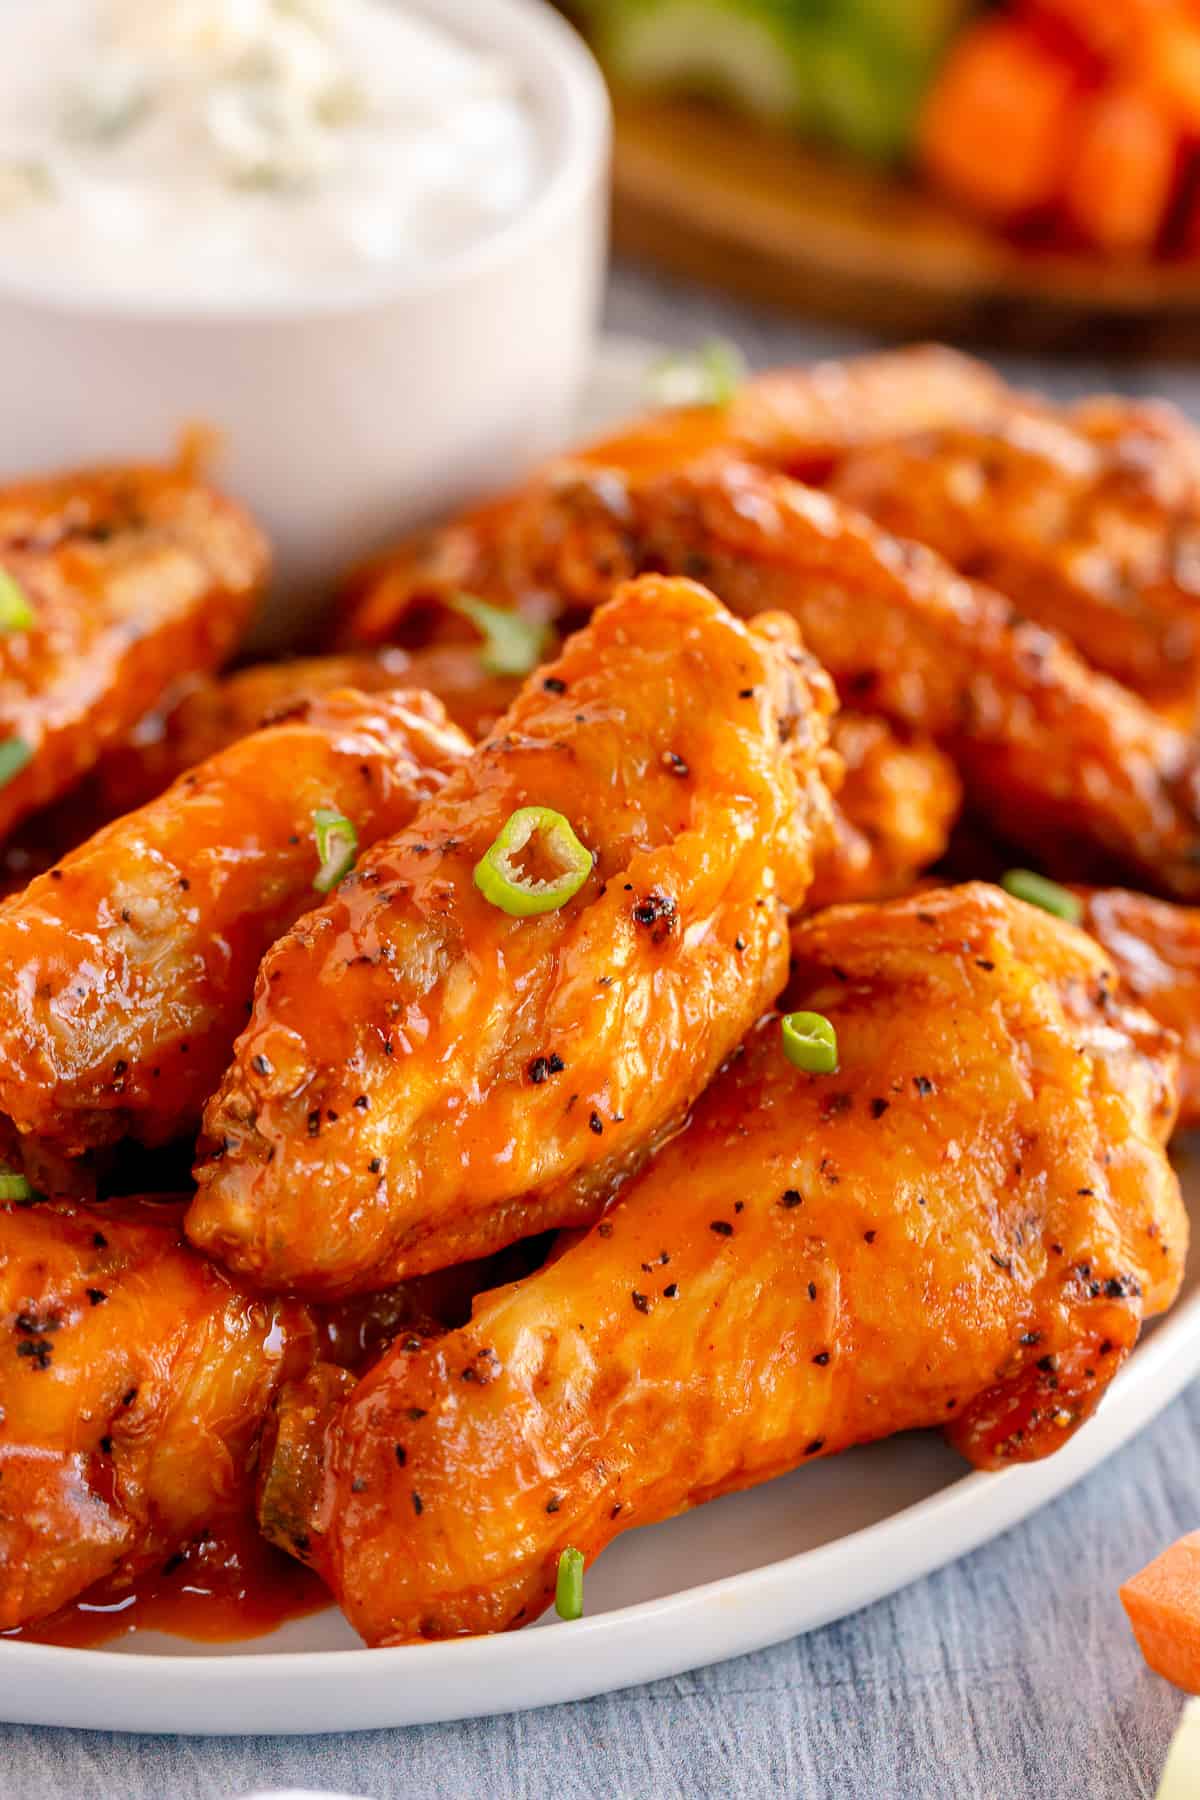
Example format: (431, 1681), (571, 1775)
(0, 1198), (315, 1631)
(189, 576), (837, 1296)
(0, 688), (471, 1155)
(260, 885), (1184, 1644)
(812, 713), (962, 908)
(1073, 887), (1200, 1130)
(0, 462), (267, 840)
(379, 454), (1200, 899)
(340, 346), (1011, 648)
(831, 411), (1200, 715)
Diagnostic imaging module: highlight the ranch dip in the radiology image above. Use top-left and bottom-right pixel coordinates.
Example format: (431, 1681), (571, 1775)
(0, 0), (543, 301)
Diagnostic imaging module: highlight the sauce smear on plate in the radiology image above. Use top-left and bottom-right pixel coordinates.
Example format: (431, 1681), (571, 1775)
(4, 1514), (330, 1649)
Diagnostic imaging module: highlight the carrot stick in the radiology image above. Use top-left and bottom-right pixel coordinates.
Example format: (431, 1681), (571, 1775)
(918, 18), (1082, 220)
(1121, 1532), (1200, 1693)
(1064, 82), (1180, 252)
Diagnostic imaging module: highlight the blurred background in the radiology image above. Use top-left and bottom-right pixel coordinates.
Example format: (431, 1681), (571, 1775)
(567, 0), (1200, 365)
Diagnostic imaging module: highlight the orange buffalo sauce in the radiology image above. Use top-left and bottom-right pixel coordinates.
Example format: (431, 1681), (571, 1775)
(4, 1513), (331, 1650)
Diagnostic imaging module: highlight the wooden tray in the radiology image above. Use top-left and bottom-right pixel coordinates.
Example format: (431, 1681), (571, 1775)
(610, 94), (1200, 355)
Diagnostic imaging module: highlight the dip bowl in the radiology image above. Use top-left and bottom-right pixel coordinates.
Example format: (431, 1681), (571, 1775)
(0, 0), (609, 644)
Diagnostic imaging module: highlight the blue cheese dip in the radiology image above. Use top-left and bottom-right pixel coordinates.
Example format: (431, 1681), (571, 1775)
(0, 0), (544, 301)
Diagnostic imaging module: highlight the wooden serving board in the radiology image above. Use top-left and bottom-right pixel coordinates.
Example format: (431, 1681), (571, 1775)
(610, 95), (1200, 356)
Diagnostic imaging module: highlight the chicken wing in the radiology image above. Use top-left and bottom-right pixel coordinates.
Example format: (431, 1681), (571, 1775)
(382, 454), (1200, 899)
(831, 411), (1200, 715)
(188, 576), (837, 1296)
(811, 713), (962, 908)
(0, 688), (471, 1155)
(339, 346), (1011, 649)
(0, 461), (267, 840)
(259, 883), (1183, 1644)
(0, 1197), (314, 1631)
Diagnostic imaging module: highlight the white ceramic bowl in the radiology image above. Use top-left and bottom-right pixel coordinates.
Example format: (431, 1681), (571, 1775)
(0, 0), (610, 645)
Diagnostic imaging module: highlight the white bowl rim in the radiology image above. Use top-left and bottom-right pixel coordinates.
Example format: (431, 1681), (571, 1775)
(0, 0), (611, 324)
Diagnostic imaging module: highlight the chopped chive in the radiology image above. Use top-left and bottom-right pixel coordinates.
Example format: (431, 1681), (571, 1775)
(781, 1011), (839, 1075)
(448, 592), (551, 678)
(474, 807), (592, 918)
(648, 338), (746, 409)
(0, 570), (33, 632)
(0, 1169), (33, 1202)
(0, 738), (31, 789)
(1000, 869), (1082, 924)
(555, 1546), (585, 1621)
(312, 807), (358, 893)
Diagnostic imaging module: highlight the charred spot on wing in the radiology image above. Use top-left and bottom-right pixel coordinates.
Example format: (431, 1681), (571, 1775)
(631, 890), (678, 943)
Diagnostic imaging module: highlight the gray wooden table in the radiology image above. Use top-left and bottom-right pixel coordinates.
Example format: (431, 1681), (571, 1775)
(2, 265), (1198, 1800)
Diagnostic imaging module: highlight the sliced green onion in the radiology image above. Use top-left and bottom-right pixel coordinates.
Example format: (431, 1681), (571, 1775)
(0, 1169), (33, 1202)
(1000, 869), (1082, 924)
(648, 338), (746, 409)
(555, 1546), (585, 1621)
(0, 570), (33, 633)
(474, 807), (592, 918)
(448, 592), (551, 678)
(0, 738), (32, 790)
(782, 1011), (839, 1075)
(312, 807), (358, 893)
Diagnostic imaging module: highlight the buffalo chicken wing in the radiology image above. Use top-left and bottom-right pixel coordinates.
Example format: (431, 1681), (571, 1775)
(0, 689), (470, 1154)
(832, 411), (1200, 716)
(0, 1198), (314, 1631)
(260, 884), (1183, 1643)
(0, 461), (266, 839)
(188, 576), (837, 1295)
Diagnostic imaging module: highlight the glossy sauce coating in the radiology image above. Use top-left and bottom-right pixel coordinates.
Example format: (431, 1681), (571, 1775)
(4, 1509), (330, 1650)
(0, 460), (267, 838)
(263, 885), (1183, 1644)
(0, 687), (471, 1152)
(189, 576), (837, 1296)
(0, 1198), (315, 1631)
(386, 453), (1200, 899)
(832, 409), (1200, 716)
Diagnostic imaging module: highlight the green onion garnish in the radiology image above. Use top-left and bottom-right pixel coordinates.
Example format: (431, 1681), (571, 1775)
(781, 1011), (839, 1075)
(1000, 869), (1082, 924)
(474, 807), (592, 918)
(0, 1169), (33, 1202)
(0, 738), (31, 790)
(312, 807), (358, 893)
(0, 570), (33, 633)
(648, 338), (746, 409)
(555, 1546), (585, 1621)
(448, 592), (551, 679)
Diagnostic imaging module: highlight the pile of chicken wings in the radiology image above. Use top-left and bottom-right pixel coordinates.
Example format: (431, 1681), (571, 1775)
(1, 347), (1196, 1647)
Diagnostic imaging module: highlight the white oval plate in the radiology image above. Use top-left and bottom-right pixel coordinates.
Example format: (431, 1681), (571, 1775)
(3, 340), (1197, 1735)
